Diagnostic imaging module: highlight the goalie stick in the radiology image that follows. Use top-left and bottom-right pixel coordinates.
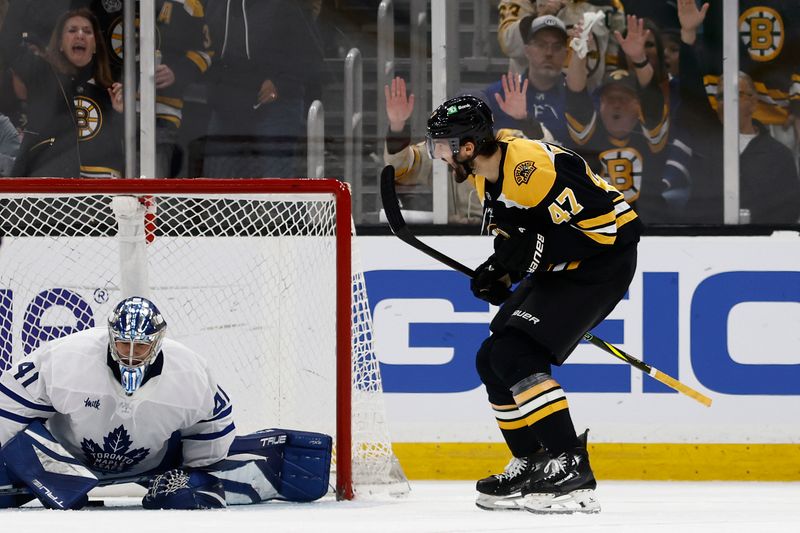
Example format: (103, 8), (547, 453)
(380, 165), (712, 407)
(0, 474), (151, 497)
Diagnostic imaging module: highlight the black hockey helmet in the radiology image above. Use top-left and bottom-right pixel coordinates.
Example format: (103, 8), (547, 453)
(425, 95), (495, 161)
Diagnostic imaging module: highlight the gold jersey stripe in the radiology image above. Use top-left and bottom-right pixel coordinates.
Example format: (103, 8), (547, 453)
(565, 112), (596, 145)
(80, 166), (121, 178)
(581, 229), (617, 245)
(577, 210), (617, 230)
(156, 114), (181, 128)
(490, 403), (518, 411)
(186, 50), (210, 73)
(616, 209), (639, 228)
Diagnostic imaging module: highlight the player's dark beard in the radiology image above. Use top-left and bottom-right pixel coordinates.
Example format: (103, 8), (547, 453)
(450, 153), (474, 183)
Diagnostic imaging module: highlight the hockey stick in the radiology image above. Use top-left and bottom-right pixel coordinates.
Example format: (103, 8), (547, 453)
(380, 165), (712, 407)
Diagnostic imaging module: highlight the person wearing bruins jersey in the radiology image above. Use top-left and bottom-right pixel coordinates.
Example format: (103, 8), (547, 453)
(8, 8), (123, 178)
(698, 0), (800, 138)
(565, 15), (671, 223)
(90, 0), (212, 177)
(425, 95), (640, 514)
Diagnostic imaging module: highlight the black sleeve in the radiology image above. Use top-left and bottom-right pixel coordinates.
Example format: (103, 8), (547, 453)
(678, 41), (716, 123)
(637, 77), (666, 131)
(565, 86), (595, 128)
(386, 123), (413, 154)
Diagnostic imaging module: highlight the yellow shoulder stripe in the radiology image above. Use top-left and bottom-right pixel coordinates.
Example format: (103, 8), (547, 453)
(577, 211), (617, 229)
(184, 0), (205, 17)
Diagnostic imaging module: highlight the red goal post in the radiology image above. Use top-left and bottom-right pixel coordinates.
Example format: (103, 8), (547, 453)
(0, 178), (407, 500)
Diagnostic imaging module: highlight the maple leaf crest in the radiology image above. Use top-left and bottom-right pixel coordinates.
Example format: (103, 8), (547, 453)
(80, 425), (150, 473)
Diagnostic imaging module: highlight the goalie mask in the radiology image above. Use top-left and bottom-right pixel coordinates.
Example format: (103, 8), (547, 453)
(108, 296), (167, 395)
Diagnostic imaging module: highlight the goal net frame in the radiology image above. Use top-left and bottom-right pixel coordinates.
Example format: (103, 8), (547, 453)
(0, 177), (399, 501)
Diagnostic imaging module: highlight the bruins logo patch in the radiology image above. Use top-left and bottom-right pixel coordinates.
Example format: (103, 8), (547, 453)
(739, 7), (783, 62)
(74, 96), (103, 140)
(513, 161), (537, 186)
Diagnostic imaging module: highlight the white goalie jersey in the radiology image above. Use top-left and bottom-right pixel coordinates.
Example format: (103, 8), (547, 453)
(0, 328), (235, 479)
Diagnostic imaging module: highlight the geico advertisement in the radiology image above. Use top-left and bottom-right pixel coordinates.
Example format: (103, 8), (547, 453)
(360, 234), (800, 444)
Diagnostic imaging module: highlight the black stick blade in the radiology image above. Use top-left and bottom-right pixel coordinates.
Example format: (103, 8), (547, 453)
(380, 165), (407, 235)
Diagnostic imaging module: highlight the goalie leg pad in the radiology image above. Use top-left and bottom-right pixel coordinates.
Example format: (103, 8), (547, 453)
(280, 430), (332, 502)
(142, 469), (226, 510)
(0, 459), (34, 508)
(0, 420), (98, 509)
(213, 428), (332, 504)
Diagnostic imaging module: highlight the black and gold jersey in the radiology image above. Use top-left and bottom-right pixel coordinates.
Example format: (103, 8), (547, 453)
(474, 137), (641, 273)
(93, 0), (212, 129)
(701, 1), (800, 124)
(564, 79), (669, 211)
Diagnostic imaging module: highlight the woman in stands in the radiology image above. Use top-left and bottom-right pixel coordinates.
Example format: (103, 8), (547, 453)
(7, 8), (123, 178)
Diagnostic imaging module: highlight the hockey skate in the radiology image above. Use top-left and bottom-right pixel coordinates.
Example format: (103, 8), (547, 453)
(476, 431), (588, 511)
(475, 450), (547, 511)
(521, 446), (600, 515)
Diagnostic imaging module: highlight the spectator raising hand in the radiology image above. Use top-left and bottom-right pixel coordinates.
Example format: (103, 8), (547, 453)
(613, 15), (655, 87)
(676, 0), (709, 45)
(385, 76), (415, 132)
(494, 71), (530, 120)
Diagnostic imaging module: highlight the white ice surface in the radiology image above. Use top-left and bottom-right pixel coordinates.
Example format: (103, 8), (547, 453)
(2, 480), (799, 533)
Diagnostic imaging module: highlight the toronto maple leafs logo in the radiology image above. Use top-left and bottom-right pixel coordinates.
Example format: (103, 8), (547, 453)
(81, 425), (150, 474)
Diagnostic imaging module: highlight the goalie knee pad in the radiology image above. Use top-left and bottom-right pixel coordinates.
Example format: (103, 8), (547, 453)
(213, 428), (332, 504)
(0, 421), (98, 510)
(142, 469), (226, 510)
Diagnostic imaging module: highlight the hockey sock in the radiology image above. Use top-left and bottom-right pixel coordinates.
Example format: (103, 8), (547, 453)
(491, 406), (544, 457)
(510, 373), (580, 455)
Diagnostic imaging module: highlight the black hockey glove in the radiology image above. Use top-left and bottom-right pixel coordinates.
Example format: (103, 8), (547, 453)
(471, 257), (513, 305)
(492, 226), (546, 275)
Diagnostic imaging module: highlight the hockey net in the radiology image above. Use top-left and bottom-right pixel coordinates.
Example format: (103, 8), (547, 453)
(0, 178), (407, 499)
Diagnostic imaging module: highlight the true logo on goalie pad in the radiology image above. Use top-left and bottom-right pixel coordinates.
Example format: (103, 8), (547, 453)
(260, 435), (287, 447)
(32, 479), (65, 508)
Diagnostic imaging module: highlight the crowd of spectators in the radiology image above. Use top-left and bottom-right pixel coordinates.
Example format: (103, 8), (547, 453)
(386, 0), (800, 226)
(0, 0), (323, 180)
(0, 1), (796, 226)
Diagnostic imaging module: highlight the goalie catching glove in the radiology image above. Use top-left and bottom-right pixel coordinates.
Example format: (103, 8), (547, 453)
(143, 469), (226, 510)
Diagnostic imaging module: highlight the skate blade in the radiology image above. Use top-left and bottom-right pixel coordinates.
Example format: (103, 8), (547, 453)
(475, 492), (525, 511)
(523, 489), (601, 515)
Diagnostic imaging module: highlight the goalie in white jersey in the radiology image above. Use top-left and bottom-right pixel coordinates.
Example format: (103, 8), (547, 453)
(0, 297), (332, 509)
(0, 296), (235, 508)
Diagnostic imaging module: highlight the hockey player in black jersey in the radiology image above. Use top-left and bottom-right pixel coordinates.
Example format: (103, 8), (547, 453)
(426, 95), (642, 514)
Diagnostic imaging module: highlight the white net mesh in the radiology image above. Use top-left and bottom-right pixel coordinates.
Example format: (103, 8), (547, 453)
(0, 183), (407, 497)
